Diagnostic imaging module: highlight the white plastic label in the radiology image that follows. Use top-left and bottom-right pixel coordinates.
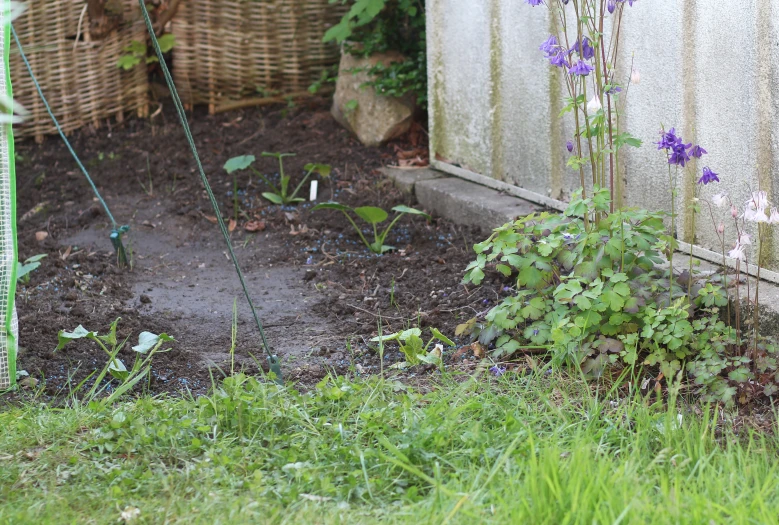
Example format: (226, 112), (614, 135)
(310, 180), (318, 202)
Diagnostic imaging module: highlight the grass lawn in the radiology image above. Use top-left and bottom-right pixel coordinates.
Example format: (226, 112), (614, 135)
(1, 370), (778, 524)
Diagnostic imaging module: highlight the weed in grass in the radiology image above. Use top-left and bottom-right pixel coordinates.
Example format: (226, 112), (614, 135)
(55, 318), (173, 403)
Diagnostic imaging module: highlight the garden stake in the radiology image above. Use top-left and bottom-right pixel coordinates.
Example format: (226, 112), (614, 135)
(12, 25), (130, 266)
(139, 1), (281, 383)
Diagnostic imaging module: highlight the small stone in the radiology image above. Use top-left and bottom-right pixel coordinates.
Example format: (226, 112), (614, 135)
(140, 294), (152, 304)
(35, 231), (48, 242)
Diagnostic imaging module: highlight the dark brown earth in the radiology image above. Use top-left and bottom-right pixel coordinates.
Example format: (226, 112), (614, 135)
(10, 98), (503, 399)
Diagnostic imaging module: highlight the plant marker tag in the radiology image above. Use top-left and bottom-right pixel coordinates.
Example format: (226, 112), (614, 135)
(310, 180), (318, 202)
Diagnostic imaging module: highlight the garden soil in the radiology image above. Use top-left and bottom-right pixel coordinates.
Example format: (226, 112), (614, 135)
(9, 98), (505, 399)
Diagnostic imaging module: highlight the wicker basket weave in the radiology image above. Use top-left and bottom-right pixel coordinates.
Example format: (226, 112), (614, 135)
(171, 0), (344, 111)
(11, 0), (148, 141)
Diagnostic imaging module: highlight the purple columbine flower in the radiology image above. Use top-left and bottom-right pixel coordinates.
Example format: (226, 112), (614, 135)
(698, 167), (719, 185)
(526, 0), (543, 5)
(606, 85), (623, 95)
(539, 35), (558, 55)
(569, 60), (594, 76)
(549, 49), (570, 69)
(689, 145), (707, 158)
(490, 365), (507, 377)
(608, 0), (616, 12)
(656, 128), (680, 150)
(669, 141), (692, 167)
(570, 37), (595, 61)
(566, 140), (574, 153)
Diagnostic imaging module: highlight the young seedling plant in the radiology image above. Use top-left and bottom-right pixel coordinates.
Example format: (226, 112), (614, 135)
(371, 327), (453, 368)
(312, 202), (430, 254)
(224, 152), (331, 205)
(56, 318), (173, 403)
(17, 254), (46, 284)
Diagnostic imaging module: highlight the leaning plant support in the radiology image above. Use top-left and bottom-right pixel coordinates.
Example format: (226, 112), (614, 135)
(312, 202), (430, 254)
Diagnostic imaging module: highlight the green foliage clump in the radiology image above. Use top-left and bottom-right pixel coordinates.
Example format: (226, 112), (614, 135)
(462, 186), (773, 403)
(313, 201), (429, 254)
(324, 0), (427, 108)
(224, 152), (331, 206)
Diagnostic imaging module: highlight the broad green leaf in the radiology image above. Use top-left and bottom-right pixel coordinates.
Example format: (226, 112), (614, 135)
(391, 205), (431, 220)
(108, 358), (129, 381)
(431, 328), (454, 346)
(304, 163), (332, 178)
(57, 325), (97, 350)
(466, 267), (485, 285)
(224, 155), (255, 173)
(312, 202), (351, 212)
(133, 332), (174, 354)
(262, 192), (284, 204)
(354, 206), (388, 225)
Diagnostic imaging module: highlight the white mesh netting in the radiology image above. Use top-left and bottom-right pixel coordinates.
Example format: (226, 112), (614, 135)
(0, 1), (15, 389)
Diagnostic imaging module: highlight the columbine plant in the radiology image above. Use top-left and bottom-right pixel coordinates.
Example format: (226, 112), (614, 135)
(528, 0), (642, 215)
(457, 0), (779, 403)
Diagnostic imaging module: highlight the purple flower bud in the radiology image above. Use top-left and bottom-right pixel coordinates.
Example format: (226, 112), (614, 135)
(690, 145), (707, 158)
(698, 167), (719, 185)
(608, 0), (616, 12)
(566, 140), (574, 153)
(526, 0), (543, 5)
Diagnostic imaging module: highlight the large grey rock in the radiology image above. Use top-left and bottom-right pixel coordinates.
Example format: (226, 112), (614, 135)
(331, 50), (416, 147)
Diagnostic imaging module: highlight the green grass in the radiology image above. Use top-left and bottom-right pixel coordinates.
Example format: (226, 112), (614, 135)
(1, 371), (778, 524)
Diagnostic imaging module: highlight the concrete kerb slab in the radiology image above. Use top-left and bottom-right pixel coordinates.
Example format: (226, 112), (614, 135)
(381, 166), (541, 231)
(379, 166), (443, 194)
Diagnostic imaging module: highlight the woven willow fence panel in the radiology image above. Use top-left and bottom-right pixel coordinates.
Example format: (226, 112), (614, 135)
(171, 0), (344, 111)
(11, 0), (148, 141)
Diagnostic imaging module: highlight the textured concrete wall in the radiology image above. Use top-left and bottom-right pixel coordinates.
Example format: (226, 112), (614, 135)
(428, 0), (779, 270)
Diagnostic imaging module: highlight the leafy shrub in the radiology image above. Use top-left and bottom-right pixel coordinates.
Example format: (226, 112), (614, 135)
(460, 186), (776, 403)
